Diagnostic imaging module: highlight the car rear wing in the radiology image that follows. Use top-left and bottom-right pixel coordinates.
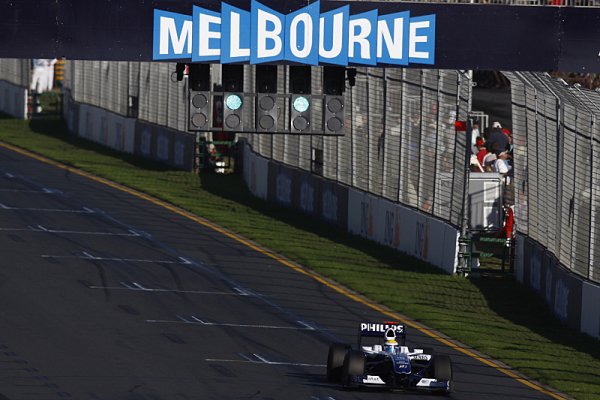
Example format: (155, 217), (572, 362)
(357, 321), (406, 346)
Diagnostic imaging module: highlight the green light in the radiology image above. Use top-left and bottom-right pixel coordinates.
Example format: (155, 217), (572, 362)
(293, 96), (310, 113)
(226, 94), (242, 110)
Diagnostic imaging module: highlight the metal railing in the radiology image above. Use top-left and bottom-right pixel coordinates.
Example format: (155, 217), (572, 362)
(506, 71), (599, 283)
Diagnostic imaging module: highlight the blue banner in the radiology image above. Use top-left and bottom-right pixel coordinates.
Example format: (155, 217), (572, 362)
(152, 1), (435, 67)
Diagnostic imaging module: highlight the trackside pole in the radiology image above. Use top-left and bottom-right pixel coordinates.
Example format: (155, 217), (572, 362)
(456, 117), (472, 276)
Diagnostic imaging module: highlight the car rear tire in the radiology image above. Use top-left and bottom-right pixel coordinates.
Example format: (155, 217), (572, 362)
(327, 343), (348, 382)
(341, 350), (365, 389)
(432, 355), (453, 393)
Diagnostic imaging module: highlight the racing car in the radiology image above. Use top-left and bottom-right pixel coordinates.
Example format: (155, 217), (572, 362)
(326, 321), (452, 394)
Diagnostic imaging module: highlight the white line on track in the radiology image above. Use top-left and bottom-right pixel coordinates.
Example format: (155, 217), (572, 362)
(87, 281), (252, 296)
(297, 320), (316, 331)
(41, 253), (187, 264)
(0, 203), (95, 213)
(0, 225), (142, 236)
(205, 353), (325, 368)
(146, 315), (315, 331)
(0, 188), (60, 194)
(146, 315), (314, 331)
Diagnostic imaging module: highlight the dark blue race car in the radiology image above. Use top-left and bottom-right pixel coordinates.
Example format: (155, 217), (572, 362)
(326, 321), (452, 394)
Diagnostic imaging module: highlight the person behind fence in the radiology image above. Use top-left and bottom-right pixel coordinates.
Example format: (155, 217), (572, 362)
(30, 59), (48, 93)
(482, 151), (497, 172)
(471, 122), (481, 154)
(43, 58), (57, 92)
(493, 151), (512, 178)
(475, 137), (487, 165)
(486, 121), (510, 155)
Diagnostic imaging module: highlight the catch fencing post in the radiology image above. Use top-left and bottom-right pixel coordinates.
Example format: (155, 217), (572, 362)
(456, 117), (472, 276)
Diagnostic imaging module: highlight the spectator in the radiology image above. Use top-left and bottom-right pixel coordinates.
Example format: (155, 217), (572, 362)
(43, 58), (57, 92)
(470, 154), (484, 172)
(493, 151), (512, 177)
(471, 123), (481, 153)
(472, 134), (484, 155)
(30, 59), (48, 93)
(486, 122), (510, 155)
(476, 139), (487, 165)
(482, 151), (497, 172)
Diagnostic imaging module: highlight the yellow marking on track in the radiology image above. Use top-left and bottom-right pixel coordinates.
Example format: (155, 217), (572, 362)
(0, 141), (566, 400)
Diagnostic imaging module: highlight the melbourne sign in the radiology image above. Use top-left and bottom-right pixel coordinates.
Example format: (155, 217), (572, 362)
(3, 1), (600, 71)
(152, 0), (435, 66)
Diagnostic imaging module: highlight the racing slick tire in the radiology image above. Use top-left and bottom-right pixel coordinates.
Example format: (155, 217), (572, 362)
(327, 343), (349, 382)
(432, 355), (453, 394)
(341, 350), (365, 389)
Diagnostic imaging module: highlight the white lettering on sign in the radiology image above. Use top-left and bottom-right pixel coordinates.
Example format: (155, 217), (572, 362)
(153, 2), (435, 66)
(159, 16), (192, 56)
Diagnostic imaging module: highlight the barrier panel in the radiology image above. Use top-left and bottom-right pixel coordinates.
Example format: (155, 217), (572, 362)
(518, 235), (588, 334)
(0, 81), (27, 119)
(134, 121), (195, 170)
(244, 146), (268, 200)
(581, 281), (600, 339)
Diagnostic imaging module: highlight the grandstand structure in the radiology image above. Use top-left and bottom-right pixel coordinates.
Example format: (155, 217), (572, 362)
(0, 1), (598, 339)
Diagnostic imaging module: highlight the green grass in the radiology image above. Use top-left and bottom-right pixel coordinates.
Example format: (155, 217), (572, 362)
(1, 115), (599, 399)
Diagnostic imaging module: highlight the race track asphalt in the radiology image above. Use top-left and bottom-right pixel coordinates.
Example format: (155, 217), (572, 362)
(0, 144), (560, 400)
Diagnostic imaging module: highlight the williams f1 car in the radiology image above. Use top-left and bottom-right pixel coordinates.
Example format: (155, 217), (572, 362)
(326, 321), (452, 394)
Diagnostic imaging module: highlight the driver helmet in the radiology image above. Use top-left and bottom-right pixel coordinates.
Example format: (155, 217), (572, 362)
(383, 328), (398, 353)
(384, 338), (398, 354)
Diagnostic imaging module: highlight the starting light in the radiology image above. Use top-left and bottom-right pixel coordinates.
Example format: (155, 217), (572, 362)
(293, 96), (310, 113)
(225, 94), (242, 111)
(255, 65), (278, 132)
(188, 63), (211, 131)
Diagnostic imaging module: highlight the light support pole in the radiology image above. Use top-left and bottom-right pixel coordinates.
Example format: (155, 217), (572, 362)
(456, 117), (472, 276)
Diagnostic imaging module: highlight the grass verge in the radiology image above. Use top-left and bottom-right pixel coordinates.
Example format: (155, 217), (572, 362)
(0, 115), (599, 399)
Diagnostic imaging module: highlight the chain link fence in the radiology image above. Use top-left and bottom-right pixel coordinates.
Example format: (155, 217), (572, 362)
(0, 59), (30, 87)
(506, 71), (599, 283)
(63, 60), (472, 228)
(243, 68), (471, 228)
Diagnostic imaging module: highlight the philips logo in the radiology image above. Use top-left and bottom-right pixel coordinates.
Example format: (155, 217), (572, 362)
(152, 1), (435, 66)
(360, 323), (404, 333)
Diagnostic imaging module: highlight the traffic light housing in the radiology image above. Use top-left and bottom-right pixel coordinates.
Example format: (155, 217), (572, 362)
(188, 64), (211, 131)
(222, 64), (244, 131)
(323, 66), (345, 135)
(255, 65), (278, 132)
(289, 65), (311, 133)
(175, 63), (186, 81)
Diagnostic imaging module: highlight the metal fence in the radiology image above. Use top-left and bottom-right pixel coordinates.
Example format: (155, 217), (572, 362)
(0, 59), (30, 87)
(63, 60), (472, 227)
(66, 61), (190, 132)
(243, 68), (471, 228)
(506, 71), (599, 283)
(62, 63), (600, 283)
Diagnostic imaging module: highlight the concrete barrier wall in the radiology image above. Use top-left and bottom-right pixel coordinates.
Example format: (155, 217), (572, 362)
(266, 160), (349, 230)
(244, 147), (268, 200)
(581, 281), (600, 339)
(347, 189), (458, 274)
(245, 141), (458, 274)
(516, 234), (598, 339)
(0, 81), (27, 119)
(134, 121), (195, 170)
(66, 100), (194, 171)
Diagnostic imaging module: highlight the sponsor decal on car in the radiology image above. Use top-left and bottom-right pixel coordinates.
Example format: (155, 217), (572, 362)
(360, 322), (404, 334)
(363, 375), (386, 384)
